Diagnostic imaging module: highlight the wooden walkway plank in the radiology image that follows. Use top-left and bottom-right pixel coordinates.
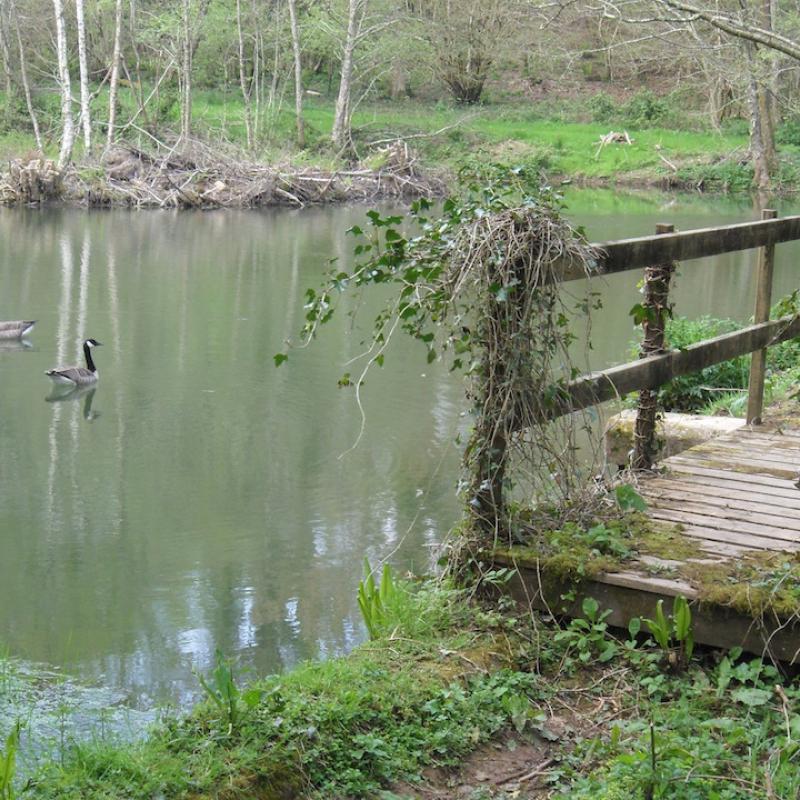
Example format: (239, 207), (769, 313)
(645, 479), (800, 511)
(646, 488), (800, 523)
(661, 462), (800, 493)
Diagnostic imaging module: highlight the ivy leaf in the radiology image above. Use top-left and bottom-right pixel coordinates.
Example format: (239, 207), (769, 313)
(615, 484), (647, 512)
(273, 353), (288, 367)
(731, 687), (771, 706)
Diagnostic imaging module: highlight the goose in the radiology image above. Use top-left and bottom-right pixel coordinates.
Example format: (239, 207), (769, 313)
(0, 320), (36, 340)
(46, 338), (102, 386)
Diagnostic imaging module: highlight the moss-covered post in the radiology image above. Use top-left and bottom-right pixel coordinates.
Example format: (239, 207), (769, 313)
(632, 223), (675, 470)
(469, 273), (510, 540)
(747, 208), (778, 425)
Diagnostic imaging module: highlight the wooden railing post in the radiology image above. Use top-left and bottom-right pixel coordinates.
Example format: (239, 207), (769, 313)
(632, 223), (675, 470)
(747, 208), (778, 425)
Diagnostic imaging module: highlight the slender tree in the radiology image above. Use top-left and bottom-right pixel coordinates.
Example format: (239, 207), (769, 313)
(106, 0), (123, 149)
(0, 2), (13, 127)
(180, 0), (192, 140)
(287, 0), (305, 147)
(10, 0), (41, 150)
(332, 0), (367, 153)
(75, 0), (91, 150)
(53, 0), (75, 168)
(236, 0), (254, 148)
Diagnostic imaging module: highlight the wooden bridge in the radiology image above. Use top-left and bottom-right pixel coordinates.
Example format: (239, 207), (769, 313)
(496, 210), (800, 661)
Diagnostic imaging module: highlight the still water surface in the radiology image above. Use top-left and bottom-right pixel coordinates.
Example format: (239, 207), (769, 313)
(0, 190), (798, 707)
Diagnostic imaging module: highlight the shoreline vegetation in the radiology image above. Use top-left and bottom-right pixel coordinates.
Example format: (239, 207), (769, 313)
(6, 570), (800, 799)
(0, 97), (793, 209)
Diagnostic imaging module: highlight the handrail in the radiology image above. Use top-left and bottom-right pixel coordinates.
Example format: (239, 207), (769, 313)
(556, 214), (800, 282)
(523, 212), (800, 430)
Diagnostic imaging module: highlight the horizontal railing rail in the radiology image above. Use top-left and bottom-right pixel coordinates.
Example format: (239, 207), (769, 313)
(556, 214), (800, 282)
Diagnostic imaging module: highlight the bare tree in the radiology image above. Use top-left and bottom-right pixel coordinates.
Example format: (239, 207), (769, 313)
(10, 0), (41, 150)
(332, 0), (367, 153)
(75, 0), (91, 150)
(0, 2), (13, 126)
(236, 0), (255, 148)
(53, 0), (75, 168)
(106, 0), (123, 150)
(418, 0), (519, 104)
(287, 0), (305, 147)
(180, 0), (192, 140)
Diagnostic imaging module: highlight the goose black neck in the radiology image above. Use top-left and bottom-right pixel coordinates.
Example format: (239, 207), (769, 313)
(83, 342), (96, 373)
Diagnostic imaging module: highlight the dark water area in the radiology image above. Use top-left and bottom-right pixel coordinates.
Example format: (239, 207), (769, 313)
(0, 190), (797, 709)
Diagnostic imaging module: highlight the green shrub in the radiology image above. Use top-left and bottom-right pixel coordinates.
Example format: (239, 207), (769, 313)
(621, 90), (669, 128)
(588, 92), (617, 124)
(653, 314), (800, 412)
(676, 159), (753, 191)
(777, 115), (800, 146)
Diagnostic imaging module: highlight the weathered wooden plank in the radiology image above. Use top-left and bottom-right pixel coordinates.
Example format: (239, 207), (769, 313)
(647, 507), (800, 545)
(734, 429), (800, 446)
(526, 315), (800, 422)
(722, 434), (800, 454)
(657, 520), (790, 552)
(693, 439), (800, 468)
(558, 215), (800, 281)
(661, 462), (799, 492)
(601, 569), (697, 597)
(649, 496), (800, 531)
(656, 526), (789, 553)
(503, 568), (800, 662)
(666, 454), (798, 480)
(643, 480), (800, 512)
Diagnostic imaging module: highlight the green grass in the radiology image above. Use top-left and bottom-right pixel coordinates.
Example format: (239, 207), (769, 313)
(23, 580), (540, 799)
(0, 564), (797, 799)
(0, 87), (754, 184)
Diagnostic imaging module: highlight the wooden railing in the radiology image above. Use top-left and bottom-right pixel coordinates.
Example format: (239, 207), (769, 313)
(540, 211), (800, 438)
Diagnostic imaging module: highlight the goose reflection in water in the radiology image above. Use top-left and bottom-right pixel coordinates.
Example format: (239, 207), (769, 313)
(45, 385), (101, 421)
(0, 339), (33, 353)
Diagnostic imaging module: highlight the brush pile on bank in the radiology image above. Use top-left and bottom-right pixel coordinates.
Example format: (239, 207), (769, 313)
(0, 139), (446, 208)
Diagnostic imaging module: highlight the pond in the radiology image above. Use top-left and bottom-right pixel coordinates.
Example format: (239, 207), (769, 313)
(0, 189), (798, 711)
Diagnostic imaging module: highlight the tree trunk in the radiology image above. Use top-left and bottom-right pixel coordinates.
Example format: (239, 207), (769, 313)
(53, 0), (75, 169)
(106, 0), (123, 149)
(287, 0), (305, 148)
(0, 2), (14, 127)
(180, 0), (192, 141)
(10, 0), (41, 150)
(745, 41), (776, 191)
(75, 0), (91, 151)
(236, 0), (253, 149)
(331, 0), (365, 154)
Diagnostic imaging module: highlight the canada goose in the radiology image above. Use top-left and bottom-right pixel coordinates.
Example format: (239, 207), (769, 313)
(45, 338), (103, 386)
(0, 320), (36, 339)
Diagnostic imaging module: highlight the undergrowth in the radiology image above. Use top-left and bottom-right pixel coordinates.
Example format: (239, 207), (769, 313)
(25, 579), (539, 799)
(632, 313), (800, 415)
(8, 565), (800, 800)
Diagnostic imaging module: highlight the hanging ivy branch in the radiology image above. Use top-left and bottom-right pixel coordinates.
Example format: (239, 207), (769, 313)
(275, 165), (572, 376)
(276, 164), (602, 542)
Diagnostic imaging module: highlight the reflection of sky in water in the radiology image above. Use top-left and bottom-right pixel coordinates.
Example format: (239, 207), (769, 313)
(0, 192), (798, 710)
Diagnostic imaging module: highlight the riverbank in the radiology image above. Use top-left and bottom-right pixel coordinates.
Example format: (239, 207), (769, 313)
(3, 98), (797, 207)
(7, 570), (798, 799)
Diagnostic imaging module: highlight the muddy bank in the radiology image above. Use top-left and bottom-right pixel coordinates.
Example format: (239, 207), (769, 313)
(0, 139), (447, 209)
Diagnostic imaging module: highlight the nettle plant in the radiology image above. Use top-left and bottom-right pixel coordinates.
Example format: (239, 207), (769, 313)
(277, 165), (602, 545)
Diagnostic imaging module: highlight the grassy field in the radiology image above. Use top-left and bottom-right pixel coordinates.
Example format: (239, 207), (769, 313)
(1, 88), (757, 187)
